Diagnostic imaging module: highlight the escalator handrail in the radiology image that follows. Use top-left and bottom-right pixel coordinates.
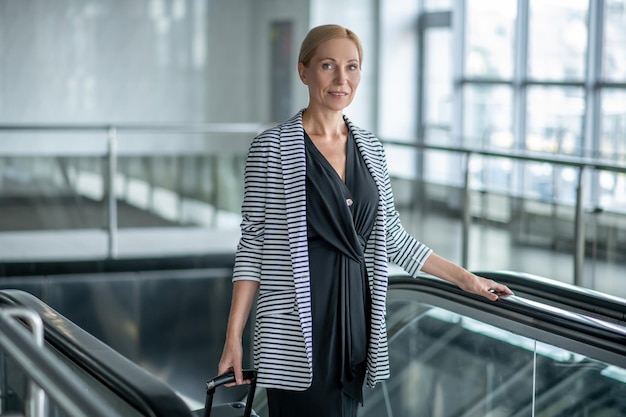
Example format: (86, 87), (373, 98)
(0, 308), (122, 417)
(389, 275), (626, 366)
(473, 270), (626, 323)
(0, 253), (237, 278)
(0, 289), (193, 417)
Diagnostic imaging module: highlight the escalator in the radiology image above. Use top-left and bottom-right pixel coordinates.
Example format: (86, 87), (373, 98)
(356, 275), (626, 417)
(1, 269), (625, 416)
(0, 289), (195, 417)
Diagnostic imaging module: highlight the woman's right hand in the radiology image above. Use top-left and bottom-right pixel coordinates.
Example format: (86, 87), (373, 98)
(217, 337), (247, 386)
(218, 279), (259, 386)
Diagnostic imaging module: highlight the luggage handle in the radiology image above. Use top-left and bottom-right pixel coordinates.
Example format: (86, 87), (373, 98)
(203, 369), (257, 417)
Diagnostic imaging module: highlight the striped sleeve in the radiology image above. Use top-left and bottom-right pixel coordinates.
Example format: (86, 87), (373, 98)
(378, 141), (433, 275)
(232, 129), (279, 282)
(354, 126), (433, 276)
(234, 114), (314, 391)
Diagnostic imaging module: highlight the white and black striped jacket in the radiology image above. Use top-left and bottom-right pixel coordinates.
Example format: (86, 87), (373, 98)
(232, 109), (432, 390)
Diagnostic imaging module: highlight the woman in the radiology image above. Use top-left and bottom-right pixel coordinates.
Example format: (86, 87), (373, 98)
(218, 24), (513, 416)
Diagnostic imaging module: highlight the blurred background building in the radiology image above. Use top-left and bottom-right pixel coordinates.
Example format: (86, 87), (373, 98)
(2, 0), (625, 294)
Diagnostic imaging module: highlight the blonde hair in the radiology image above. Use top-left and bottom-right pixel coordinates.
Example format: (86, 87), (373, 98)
(298, 24), (363, 68)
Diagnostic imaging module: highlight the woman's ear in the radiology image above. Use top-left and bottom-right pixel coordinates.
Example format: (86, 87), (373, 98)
(298, 62), (308, 85)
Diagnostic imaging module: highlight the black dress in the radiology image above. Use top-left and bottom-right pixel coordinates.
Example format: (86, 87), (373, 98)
(267, 130), (379, 417)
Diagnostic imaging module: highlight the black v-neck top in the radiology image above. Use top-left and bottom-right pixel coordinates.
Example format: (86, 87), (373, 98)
(304, 129), (379, 403)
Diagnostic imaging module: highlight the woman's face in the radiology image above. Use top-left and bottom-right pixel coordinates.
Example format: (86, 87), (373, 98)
(298, 37), (361, 113)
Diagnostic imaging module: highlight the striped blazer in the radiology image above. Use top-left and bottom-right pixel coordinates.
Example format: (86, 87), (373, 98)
(232, 109), (432, 390)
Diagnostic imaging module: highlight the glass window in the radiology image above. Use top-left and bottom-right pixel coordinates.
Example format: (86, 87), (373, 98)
(463, 85), (513, 148)
(423, 28), (453, 145)
(423, 149), (464, 187)
(470, 156), (515, 195)
(523, 161), (555, 201)
(465, 0), (517, 79)
(600, 89), (626, 163)
(599, 90), (626, 213)
(598, 169), (626, 213)
(603, 0), (626, 81)
(424, 0), (452, 12)
(522, 162), (578, 204)
(524, 87), (584, 204)
(528, 0), (588, 80)
(526, 86), (585, 156)
(407, 0), (626, 290)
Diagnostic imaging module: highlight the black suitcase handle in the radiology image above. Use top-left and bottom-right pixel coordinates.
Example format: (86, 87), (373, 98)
(203, 369), (257, 417)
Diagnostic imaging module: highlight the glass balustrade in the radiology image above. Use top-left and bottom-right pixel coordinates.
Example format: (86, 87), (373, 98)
(359, 291), (626, 417)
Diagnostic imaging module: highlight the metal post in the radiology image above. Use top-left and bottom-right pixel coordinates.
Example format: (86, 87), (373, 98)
(574, 166), (586, 287)
(461, 152), (472, 268)
(5, 309), (46, 417)
(0, 310), (118, 417)
(107, 127), (118, 259)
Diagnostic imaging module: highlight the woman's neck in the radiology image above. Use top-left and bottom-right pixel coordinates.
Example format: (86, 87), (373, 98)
(302, 107), (346, 138)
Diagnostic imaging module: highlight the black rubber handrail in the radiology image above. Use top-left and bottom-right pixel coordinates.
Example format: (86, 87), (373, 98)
(0, 253), (236, 277)
(0, 289), (193, 417)
(389, 275), (626, 368)
(472, 270), (626, 323)
(0, 308), (121, 417)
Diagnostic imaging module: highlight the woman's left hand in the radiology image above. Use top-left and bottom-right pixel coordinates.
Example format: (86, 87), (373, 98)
(460, 273), (514, 301)
(421, 253), (514, 301)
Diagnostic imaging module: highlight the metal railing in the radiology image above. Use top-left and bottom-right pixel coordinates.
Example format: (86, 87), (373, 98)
(0, 123), (267, 259)
(383, 139), (626, 287)
(0, 307), (120, 417)
(2, 124), (626, 286)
